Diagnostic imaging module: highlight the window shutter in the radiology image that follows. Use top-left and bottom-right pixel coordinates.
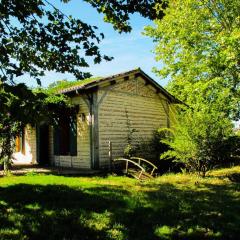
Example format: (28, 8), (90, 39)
(54, 126), (60, 155)
(69, 115), (77, 156)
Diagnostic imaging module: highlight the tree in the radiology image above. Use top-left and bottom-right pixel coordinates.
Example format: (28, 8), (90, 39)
(145, 0), (240, 175)
(145, 0), (240, 119)
(0, 0), (166, 170)
(0, 83), (69, 171)
(0, 0), (166, 84)
(160, 108), (233, 176)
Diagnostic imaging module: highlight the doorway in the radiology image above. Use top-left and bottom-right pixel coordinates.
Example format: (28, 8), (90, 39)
(38, 124), (50, 166)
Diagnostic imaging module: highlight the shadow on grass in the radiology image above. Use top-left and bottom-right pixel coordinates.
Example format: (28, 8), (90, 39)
(227, 173), (240, 183)
(145, 182), (240, 239)
(0, 180), (239, 240)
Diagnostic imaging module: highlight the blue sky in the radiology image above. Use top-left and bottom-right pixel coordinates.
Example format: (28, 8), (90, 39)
(17, 0), (167, 87)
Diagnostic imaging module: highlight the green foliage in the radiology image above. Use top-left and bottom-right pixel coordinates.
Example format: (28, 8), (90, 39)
(65, 0), (166, 33)
(0, 83), (69, 170)
(145, 0), (240, 120)
(153, 128), (172, 156)
(145, 0), (240, 174)
(218, 135), (240, 164)
(132, 130), (172, 171)
(0, 0), (166, 84)
(122, 129), (173, 173)
(160, 108), (234, 176)
(0, 0), (166, 170)
(123, 144), (135, 159)
(0, 0), (112, 83)
(46, 77), (102, 94)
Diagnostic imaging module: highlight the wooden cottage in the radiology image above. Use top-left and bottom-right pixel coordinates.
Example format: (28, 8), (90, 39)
(13, 68), (179, 169)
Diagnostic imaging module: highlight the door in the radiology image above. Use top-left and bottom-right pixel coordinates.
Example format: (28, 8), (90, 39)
(38, 124), (50, 166)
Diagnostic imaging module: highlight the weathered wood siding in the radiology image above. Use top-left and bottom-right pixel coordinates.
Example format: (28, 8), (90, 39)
(97, 75), (171, 168)
(49, 95), (91, 169)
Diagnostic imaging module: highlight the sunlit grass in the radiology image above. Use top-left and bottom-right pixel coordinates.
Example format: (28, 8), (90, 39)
(0, 166), (240, 239)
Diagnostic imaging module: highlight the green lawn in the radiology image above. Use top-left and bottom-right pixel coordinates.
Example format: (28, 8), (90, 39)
(0, 167), (240, 240)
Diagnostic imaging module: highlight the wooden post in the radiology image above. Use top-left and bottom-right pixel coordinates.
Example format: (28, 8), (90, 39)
(126, 160), (128, 174)
(109, 140), (112, 171)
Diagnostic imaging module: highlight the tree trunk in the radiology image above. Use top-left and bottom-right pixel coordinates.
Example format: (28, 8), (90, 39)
(1, 134), (13, 173)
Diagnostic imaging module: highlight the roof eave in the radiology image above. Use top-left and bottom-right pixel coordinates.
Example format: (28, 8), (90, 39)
(59, 68), (182, 104)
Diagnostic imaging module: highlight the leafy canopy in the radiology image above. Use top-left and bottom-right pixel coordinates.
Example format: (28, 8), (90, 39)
(160, 108), (233, 176)
(0, 0), (166, 169)
(0, 83), (69, 169)
(145, 0), (240, 120)
(0, 0), (166, 84)
(145, 0), (240, 175)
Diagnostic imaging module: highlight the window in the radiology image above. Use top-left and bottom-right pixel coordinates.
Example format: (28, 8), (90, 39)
(15, 129), (25, 154)
(54, 115), (77, 156)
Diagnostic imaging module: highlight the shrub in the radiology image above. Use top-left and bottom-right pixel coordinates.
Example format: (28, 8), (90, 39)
(123, 130), (176, 174)
(160, 109), (234, 177)
(216, 135), (240, 165)
(123, 144), (136, 158)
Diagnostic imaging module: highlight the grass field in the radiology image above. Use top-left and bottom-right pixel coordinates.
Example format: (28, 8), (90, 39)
(0, 166), (240, 240)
